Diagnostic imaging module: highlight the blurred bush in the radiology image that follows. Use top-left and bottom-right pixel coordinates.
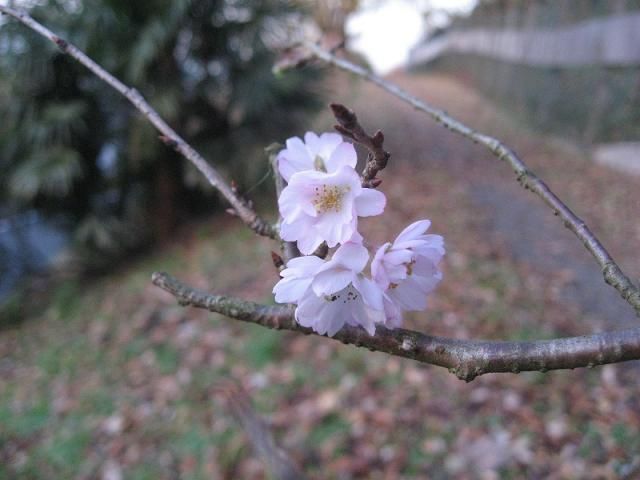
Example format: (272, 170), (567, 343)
(0, 0), (323, 269)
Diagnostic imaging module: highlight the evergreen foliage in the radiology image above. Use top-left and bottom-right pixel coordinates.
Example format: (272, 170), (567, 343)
(0, 0), (322, 266)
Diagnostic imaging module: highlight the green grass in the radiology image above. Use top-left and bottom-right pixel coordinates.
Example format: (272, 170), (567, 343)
(242, 324), (283, 368)
(0, 400), (50, 437)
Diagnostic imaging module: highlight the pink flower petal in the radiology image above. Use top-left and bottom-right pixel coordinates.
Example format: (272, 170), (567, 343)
(278, 136), (313, 181)
(296, 230), (325, 255)
(325, 142), (357, 173)
(391, 279), (428, 310)
(394, 220), (431, 245)
(354, 188), (386, 217)
(273, 277), (312, 303)
(353, 275), (384, 311)
(311, 268), (353, 296)
(280, 216), (311, 242)
(382, 296), (403, 328)
(330, 242), (369, 273)
(282, 255), (325, 276)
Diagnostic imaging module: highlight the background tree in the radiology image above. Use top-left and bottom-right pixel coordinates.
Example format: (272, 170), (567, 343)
(0, 0), (321, 270)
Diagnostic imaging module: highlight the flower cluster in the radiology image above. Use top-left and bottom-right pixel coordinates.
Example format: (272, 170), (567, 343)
(273, 132), (445, 336)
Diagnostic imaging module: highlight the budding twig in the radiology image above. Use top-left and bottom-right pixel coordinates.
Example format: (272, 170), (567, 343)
(0, 6), (277, 240)
(330, 103), (390, 188)
(270, 251), (285, 272)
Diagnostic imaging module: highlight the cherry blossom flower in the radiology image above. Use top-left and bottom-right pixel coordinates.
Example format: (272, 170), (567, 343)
(372, 220), (445, 327)
(278, 166), (386, 254)
(273, 242), (385, 336)
(276, 132), (356, 182)
(272, 255), (325, 304)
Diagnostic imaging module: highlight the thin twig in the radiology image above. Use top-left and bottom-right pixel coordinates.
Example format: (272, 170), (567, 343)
(153, 272), (640, 382)
(0, 6), (277, 239)
(330, 103), (389, 187)
(214, 381), (308, 480)
(304, 42), (640, 317)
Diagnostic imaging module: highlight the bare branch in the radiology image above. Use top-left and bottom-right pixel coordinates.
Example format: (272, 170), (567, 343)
(303, 42), (640, 318)
(0, 6), (276, 239)
(152, 272), (640, 382)
(330, 103), (389, 187)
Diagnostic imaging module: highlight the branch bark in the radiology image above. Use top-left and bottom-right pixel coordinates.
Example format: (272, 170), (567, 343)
(303, 42), (640, 318)
(153, 272), (640, 382)
(0, 6), (276, 239)
(330, 103), (389, 187)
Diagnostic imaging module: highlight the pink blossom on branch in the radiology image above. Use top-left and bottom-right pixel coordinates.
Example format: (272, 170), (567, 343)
(276, 132), (356, 182)
(278, 165), (386, 254)
(273, 242), (386, 337)
(372, 220), (445, 328)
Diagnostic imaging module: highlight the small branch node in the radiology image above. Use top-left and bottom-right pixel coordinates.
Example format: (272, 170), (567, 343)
(401, 338), (415, 352)
(158, 135), (178, 149)
(52, 35), (68, 51)
(271, 251), (285, 271)
(329, 102), (390, 187)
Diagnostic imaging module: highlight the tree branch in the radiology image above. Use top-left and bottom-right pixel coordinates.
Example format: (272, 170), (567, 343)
(303, 42), (640, 318)
(214, 381), (307, 480)
(330, 103), (389, 187)
(152, 272), (640, 382)
(0, 6), (277, 239)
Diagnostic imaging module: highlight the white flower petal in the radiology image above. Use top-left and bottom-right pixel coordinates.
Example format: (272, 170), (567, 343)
(303, 131), (320, 153)
(278, 136), (313, 181)
(295, 291), (325, 320)
(391, 279), (428, 311)
(384, 249), (414, 266)
(411, 255), (440, 277)
(349, 299), (377, 336)
(311, 268), (354, 296)
(325, 142), (357, 173)
(371, 243), (391, 286)
(354, 188), (386, 217)
(278, 185), (315, 222)
(394, 220), (431, 245)
(296, 230), (325, 255)
(282, 255), (325, 276)
(280, 216), (311, 242)
(383, 296), (403, 328)
(274, 256), (326, 304)
(353, 275), (384, 311)
(273, 275), (312, 303)
(330, 242), (369, 273)
(316, 132), (343, 159)
(411, 270), (443, 294)
(315, 213), (354, 248)
(296, 292), (345, 336)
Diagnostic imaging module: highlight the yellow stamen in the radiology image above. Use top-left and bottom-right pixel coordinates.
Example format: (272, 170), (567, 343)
(313, 184), (348, 213)
(406, 259), (416, 276)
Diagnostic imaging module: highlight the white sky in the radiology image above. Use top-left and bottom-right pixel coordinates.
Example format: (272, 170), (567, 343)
(346, 0), (477, 74)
